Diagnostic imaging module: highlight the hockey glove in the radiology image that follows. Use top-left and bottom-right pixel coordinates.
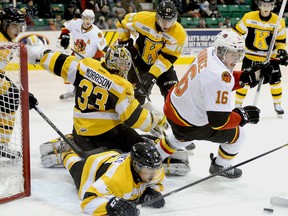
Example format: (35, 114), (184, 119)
(59, 34), (70, 49)
(240, 62), (272, 88)
(29, 93), (38, 110)
(26, 35), (51, 64)
(106, 197), (140, 216)
(276, 49), (288, 66)
(233, 105), (260, 127)
(150, 112), (167, 137)
(138, 73), (156, 96)
(139, 187), (165, 208)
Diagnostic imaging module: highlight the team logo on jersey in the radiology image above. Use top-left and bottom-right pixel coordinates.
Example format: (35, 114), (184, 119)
(221, 71), (231, 83)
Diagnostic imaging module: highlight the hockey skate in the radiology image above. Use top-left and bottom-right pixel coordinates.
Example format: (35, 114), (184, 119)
(274, 103), (284, 115)
(209, 153), (242, 179)
(59, 91), (75, 101)
(0, 143), (21, 160)
(163, 149), (191, 176)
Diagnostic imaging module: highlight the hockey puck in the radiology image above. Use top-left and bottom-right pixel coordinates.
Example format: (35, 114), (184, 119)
(263, 208), (273, 213)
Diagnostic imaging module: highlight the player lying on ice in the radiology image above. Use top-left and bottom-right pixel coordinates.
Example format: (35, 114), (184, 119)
(27, 35), (191, 176)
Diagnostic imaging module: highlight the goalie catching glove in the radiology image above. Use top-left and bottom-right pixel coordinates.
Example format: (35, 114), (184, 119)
(239, 61), (272, 88)
(233, 105), (260, 127)
(26, 35), (51, 64)
(106, 197), (140, 216)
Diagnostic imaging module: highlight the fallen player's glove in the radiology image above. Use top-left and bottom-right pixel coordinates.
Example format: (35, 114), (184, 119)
(106, 197), (140, 216)
(139, 187), (165, 208)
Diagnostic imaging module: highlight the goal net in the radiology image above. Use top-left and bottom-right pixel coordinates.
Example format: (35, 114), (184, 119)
(0, 42), (30, 203)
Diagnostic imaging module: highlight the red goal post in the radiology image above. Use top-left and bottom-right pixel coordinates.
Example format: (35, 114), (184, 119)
(0, 42), (30, 203)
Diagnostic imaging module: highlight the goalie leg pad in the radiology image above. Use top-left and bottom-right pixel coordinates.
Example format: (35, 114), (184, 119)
(163, 149), (191, 176)
(41, 154), (64, 168)
(39, 134), (72, 156)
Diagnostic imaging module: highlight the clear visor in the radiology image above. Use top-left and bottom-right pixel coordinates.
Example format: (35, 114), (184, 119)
(82, 16), (94, 28)
(134, 161), (162, 183)
(7, 22), (26, 32)
(156, 15), (177, 31)
(225, 49), (245, 63)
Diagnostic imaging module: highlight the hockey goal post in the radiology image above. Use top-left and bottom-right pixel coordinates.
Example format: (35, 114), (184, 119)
(0, 42), (30, 203)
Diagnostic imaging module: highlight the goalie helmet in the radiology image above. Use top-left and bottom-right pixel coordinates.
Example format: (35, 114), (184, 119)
(81, 9), (95, 28)
(156, 0), (178, 31)
(105, 45), (132, 79)
(214, 29), (245, 65)
(131, 142), (162, 183)
(0, 6), (26, 32)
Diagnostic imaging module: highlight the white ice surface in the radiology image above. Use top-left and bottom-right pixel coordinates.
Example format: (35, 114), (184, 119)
(1, 64), (288, 216)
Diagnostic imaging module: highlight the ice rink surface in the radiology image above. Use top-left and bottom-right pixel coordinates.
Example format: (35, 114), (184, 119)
(1, 64), (288, 216)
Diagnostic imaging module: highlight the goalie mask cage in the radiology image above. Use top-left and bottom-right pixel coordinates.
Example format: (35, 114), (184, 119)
(0, 43), (30, 203)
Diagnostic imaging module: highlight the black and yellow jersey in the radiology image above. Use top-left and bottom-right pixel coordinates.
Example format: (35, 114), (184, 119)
(40, 52), (153, 136)
(0, 32), (14, 73)
(62, 150), (165, 215)
(233, 11), (286, 62)
(116, 11), (187, 78)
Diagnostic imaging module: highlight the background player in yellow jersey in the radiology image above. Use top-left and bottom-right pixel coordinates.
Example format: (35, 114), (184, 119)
(233, 0), (288, 115)
(0, 7), (26, 159)
(60, 141), (165, 215)
(116, 0), (186, 105)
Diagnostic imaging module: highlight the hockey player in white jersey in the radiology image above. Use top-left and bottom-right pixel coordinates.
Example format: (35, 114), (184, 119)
(155, 29), (272, 179)
(58, 9), (107, 100)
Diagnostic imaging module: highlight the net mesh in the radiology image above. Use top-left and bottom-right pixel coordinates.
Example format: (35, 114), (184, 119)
(0, 42), (28, 201)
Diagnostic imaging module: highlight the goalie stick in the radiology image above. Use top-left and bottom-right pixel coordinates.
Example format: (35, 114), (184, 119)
(252, 0), (287, 106)
(32, 105), (107, 158)
(140, 142), (288, 207)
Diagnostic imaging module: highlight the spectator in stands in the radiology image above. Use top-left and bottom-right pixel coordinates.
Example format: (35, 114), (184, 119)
(183, 0), (201, 18)
(106, 17), (116, 29)
(209, 0), (221, 18)
(63, 3), (81, 21)
(48, 14), (65, 30)
(20, 7), (35, 29)
(95, 0), (110, 11)
(122, 0), (142, 13)
(37, 0), (53, 18)
(196, 18), (209, 27)
(96, 15), (109, 29)
(218, 20), (225, 28)
(112, 0), (126, 20)
(95, 4), (115, 22)
(235, 0), (249, 4)
(25, 0), (38, 18)
(223, 17), (232, 28)
(199, 0), (212, 17)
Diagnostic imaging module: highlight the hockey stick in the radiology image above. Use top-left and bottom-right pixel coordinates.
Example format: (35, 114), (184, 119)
(32, 105), (107, 158)
(71, 48), (85, 59)
(141, 142), (288, 207)
(131, 61), (152, 102)
(252, 0), (287, 106)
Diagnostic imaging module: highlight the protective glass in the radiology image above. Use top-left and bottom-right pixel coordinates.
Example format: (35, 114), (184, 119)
(133, 161), (162, 183)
